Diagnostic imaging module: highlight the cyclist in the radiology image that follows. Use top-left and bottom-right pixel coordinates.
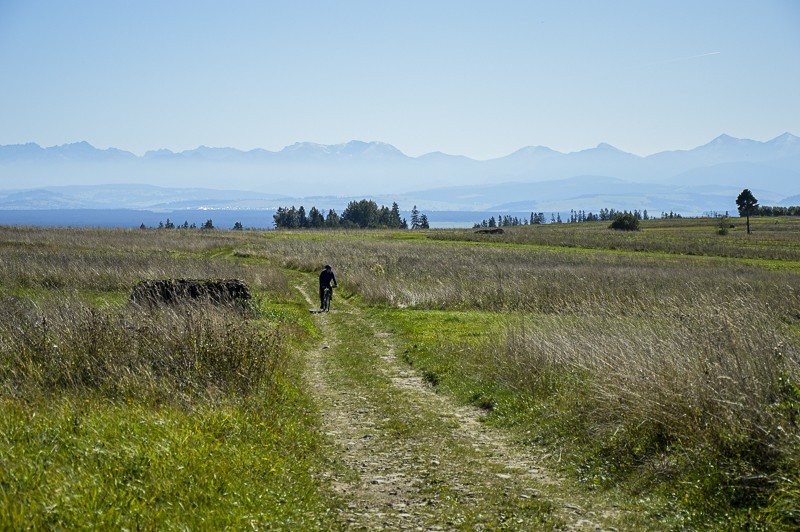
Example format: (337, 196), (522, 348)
(319, 264), (338, 310)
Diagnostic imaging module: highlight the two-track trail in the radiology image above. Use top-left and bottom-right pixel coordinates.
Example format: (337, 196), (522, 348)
(296, 280), (619, 530)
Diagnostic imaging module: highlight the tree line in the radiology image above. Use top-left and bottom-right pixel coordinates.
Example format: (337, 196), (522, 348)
(472, 189), (796, 233)
(141, 191), (793, 233)
(473, 208), (684, 228)
(141, 219), (218, 230)
(750, 205), (800, 217)
(139, 200), (433, 231)
(273, 200), (429, 229)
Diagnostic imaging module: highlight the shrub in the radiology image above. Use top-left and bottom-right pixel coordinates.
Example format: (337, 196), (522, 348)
(609, 213), (640, 231)
(717, 216), (730, 235)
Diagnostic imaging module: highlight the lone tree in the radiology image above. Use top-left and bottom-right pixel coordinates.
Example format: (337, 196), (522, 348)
(736, 188), (758, 235)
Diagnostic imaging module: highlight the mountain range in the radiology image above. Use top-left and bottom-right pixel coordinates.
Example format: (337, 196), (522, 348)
(0, 133), (799, 223)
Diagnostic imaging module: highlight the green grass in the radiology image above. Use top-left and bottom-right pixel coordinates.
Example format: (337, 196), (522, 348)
(0, 390), (334, 529)
(372, 308), (504, 394)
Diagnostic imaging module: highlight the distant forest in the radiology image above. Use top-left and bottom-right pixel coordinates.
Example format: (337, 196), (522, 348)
(751, 205), (800, 217)
(272, 200), (429, 230)
(473, 208), (689, 228)
(475, 203), (800, 229)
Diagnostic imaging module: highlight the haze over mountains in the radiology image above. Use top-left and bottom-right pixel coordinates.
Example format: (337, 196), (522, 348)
(1, 133), (799, 226)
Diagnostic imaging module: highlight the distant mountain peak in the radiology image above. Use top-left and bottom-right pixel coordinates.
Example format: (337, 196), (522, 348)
(769, 132), (800, 145)
(51, 140), (96, 152)
(339, 140), (405, 157)
(144, 148), (176, 158)
(282, 141), (323, 151)
(712, 134), (736, 142)
(182, 146), (244, 156)
(596, 142), (621, 151)
(38, 141), (136, 160)
(703, 134), (758, 148)
(508, 145), (559, 156)
(570, 142), (637, 158)
(417, 151), (474, 162)
(278, 140), (406, 160)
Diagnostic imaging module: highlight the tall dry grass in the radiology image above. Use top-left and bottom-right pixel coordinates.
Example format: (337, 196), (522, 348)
(0, 226), (294, 405)
(0, 295), (286, 405)
(472, 294), (800, 521)
(491, 301), (799, 447)
(252, 235), (800, 441)
(254, 234), (799, 318)
(0, 225), (290, 295)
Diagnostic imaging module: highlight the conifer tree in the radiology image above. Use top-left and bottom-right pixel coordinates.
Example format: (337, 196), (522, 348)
(325, 209), (339, 228)
(298, 206), (308, 228)
(410, 205), (420, 229)
(389, 202), (402, 228)
(419, 213), (430, 229)
(736, 188), (758, 235)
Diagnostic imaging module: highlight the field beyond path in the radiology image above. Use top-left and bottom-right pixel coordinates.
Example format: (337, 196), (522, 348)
(297, 280), (619, 530)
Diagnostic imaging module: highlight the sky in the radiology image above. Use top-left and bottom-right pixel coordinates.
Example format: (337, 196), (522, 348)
(0, 0), (798, 160)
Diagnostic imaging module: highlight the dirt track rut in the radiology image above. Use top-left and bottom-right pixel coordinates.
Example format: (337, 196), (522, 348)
(297, 283), (617, 530)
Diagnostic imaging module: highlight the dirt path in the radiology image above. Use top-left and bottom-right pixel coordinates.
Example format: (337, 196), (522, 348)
(297, 282), (618, 530)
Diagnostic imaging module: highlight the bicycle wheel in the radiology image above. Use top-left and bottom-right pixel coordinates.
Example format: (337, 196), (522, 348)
(323, 288), (332, 312)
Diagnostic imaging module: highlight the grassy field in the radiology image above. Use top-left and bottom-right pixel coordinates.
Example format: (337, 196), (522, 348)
(0, 227), (337, 528)
(1, 217), (799, 528)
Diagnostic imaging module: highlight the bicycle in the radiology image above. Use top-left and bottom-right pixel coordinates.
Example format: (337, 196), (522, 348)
(321, 286), (333, 312)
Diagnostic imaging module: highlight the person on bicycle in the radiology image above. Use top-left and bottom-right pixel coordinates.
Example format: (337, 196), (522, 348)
(319, 264), (338, 309)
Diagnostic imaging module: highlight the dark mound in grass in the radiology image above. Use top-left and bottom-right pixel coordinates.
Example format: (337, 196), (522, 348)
(131, 278), (251, 306)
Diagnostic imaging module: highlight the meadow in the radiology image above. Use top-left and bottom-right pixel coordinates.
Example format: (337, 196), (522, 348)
(1, 217), (799, 528)
(248, 217), (800, 527)
(0, 227), (335, 528)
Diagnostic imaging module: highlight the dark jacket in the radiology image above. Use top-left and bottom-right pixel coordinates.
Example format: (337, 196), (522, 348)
(319, 269), (337, 288)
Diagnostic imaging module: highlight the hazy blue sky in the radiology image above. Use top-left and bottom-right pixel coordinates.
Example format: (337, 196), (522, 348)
(1, 1), (798, 159)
